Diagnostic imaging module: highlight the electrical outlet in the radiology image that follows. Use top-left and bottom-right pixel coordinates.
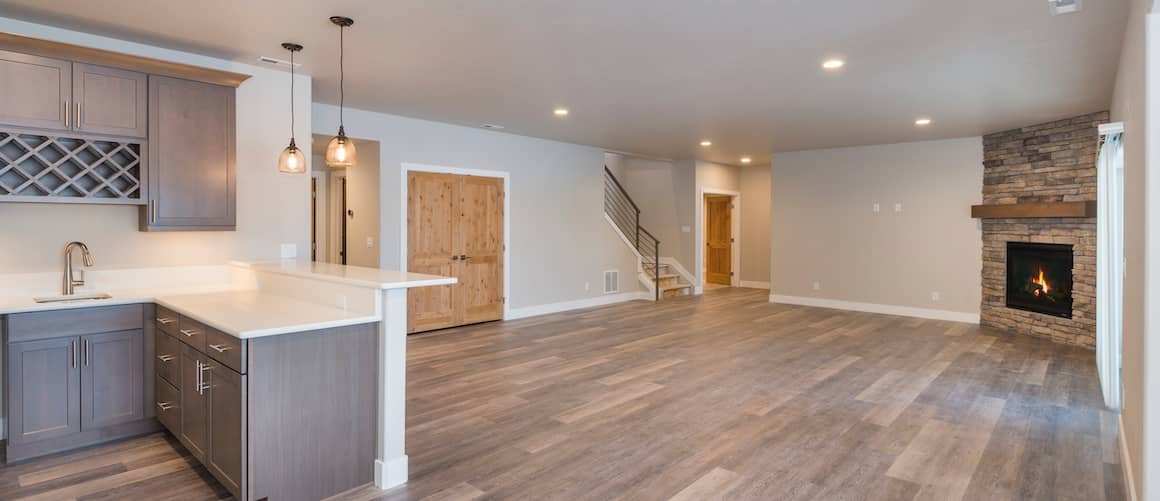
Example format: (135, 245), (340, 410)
(813, 281), (821, 291)
(931, 291), (940, 301)
(894, 203), (903, 213)
(873, 203), (881, 213)
(585, 282), (591, 292)
(336, 294), (348, 310)
(366, 237), (374, 248)
(280, 243), (297, 259)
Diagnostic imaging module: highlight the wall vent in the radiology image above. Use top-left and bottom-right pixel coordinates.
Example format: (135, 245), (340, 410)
(603, 270), (619, 294)
(256, 56), (302, 68)
(1049, 0), (1082, 15)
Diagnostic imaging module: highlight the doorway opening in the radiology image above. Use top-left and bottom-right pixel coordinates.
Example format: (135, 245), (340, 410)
(310, 134), (380, 268)
(698, 190), (740, 291)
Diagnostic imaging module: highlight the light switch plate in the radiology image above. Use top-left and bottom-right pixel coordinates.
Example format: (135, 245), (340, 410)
(873, 203), (881, 213)
(681, 225), (691, 233)
(366, 237), (374, 248)
(280, 243), (297, 259)
(894, 203), (903, 212)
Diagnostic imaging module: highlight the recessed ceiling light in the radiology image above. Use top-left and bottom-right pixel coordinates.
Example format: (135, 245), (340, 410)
(822, 59), (845, 70)
(740, 157), (752, 164)
(554, 108), (569, 116)
(700, 140), (712, 147)
(914, 117), (933, 126)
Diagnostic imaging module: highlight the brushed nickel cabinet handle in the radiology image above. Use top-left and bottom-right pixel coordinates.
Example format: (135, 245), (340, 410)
(156, 401), (175, 411)
(63, 100), (70, 128)
(179, 328), (199, 337)
(75, 101), (81, 129)
(156, 354), (175, 362)
(150, 200), (157, 224)
(69, 340), (76, 368)
(156, 316), (175, 325)
(83, 338), (89, 367)
(209, 344), (231, 353)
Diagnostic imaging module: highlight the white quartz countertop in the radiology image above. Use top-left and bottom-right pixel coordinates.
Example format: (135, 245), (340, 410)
(155, 291), (380, 339)
(234, 260), (457, 290)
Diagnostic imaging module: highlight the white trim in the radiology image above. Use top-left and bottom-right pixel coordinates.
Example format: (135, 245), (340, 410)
(1099, 121), (1125, 135)
(506, 291), (650, 320)
(660, 257), (696, 290)
(768, 294), (981, 324)
(1119, 413), (1139, 501)
(400, 163), (512, 320)
(739, 280), (771, 289)
(696, 188), (742, 290)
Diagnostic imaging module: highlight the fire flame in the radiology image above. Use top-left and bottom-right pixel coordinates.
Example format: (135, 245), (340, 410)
(1031, 268), (1050, 296)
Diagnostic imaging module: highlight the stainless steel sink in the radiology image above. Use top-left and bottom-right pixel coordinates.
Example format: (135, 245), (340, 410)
(33, 292), (113, 304)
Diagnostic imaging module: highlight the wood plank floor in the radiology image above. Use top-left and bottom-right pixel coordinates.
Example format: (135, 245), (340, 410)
(0, 288), (1125, 500)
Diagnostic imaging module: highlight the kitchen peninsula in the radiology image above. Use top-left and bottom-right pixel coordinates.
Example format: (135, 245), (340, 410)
(0, 261), (454, 500)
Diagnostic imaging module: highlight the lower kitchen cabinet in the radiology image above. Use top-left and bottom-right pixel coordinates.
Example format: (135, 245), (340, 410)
(178, 343), (209, 461)
(3, 305), (159, 462)
(206, 363), (246, 496)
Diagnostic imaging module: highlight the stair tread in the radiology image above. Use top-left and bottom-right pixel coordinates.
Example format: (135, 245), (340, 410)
(660, 283), (692, 291)
(648, 273), (680, 279)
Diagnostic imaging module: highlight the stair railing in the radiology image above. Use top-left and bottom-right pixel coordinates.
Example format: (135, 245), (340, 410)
(604, 166), (660, 301)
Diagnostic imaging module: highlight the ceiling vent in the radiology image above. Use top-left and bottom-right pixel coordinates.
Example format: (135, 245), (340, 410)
(256, 56), (302, 68)
(1049, 0), (1082, 15)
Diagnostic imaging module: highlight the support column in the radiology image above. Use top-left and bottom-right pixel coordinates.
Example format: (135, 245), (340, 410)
(375, 287), (408, 489)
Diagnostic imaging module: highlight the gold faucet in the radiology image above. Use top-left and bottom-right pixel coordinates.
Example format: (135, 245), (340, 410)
(63, 241), (94, 296)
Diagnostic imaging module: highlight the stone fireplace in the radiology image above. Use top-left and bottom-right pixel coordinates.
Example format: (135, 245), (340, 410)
(977, 111), (1106, 349)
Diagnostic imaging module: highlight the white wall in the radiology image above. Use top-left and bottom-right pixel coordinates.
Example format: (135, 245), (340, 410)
(769, 137), (984, 316)
(740, 166), (771, 287)
(0, 17), (312, 273)
(1112, 0), (1149, 497)
(312, 104), (642, 310)
(618, 156), (687, 267)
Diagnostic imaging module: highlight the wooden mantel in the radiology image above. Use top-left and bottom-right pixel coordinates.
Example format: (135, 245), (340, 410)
(970, 201), (1096, 219)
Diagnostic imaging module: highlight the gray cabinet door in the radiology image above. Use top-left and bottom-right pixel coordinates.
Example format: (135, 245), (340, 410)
(80, 329), (144, 429)
(72, 63), (147, 138)
(179, 344), (209, 461)
(206, 365), (246, 498)
(143, 75), (236, 231)
(8, 336), (80, 445)
(0, 50), (71, 131)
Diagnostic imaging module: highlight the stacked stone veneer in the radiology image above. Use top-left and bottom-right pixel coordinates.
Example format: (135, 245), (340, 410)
(980, 111), (1107, 349)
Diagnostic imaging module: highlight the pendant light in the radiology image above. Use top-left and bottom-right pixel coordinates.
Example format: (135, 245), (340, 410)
(277, 42), (306, 174)
(325, 16), (357, 169)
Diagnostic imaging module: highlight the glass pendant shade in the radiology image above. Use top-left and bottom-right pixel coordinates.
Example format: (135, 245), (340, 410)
(278, 138), (306, 173)
(325, 126), (357, 168)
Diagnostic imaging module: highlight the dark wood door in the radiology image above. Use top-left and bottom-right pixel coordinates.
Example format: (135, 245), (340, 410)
(7, 337), (80, 445)
(179, 344), (208, 461)
(407, 172), (504, 333)
(0, 50), (71, 131)
(80, 330), (144, 430)
(206, 365), (246, 498)
(705, 195), (733, 286)
(72, 63), (147, 138)
(144, 75), (236, 230)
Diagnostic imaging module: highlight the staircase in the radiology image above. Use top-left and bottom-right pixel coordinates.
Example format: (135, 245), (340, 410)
(603, 167), (694, 300)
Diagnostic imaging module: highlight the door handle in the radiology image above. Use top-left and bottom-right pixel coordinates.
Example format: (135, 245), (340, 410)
(70, 340), (77, 368)
(75, 101), (82, 129)
(83, 338), (89, 367)
(460, 255), (470, 260)
(197, 361), (213, 394)
(63, 100), (70, 128)
(451, 255), (460, 261)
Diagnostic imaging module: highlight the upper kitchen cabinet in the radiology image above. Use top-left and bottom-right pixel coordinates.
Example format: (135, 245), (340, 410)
(72, 63), (147, 138)
(141, 76), (236, 231)
(0, 50), (71, 131)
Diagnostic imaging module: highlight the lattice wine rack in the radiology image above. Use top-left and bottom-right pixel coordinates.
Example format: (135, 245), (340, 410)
(0, 130), (144, 203)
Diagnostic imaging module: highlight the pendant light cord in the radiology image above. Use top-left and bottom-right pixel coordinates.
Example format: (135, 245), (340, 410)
(290, 49), (296, 141)
(339, 24), (345, 128)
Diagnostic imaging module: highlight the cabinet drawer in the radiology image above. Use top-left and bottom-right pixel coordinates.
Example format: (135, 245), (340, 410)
(205, 327), (245, 374)
(155, 330), (180, 385)
(8, 304), (143, 343)
(155, 373), (180, 436)
(176, 316), (208, 352)
(154, 305), (179, 336)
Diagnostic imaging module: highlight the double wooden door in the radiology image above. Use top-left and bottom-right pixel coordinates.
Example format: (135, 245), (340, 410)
(407, 172), (504, 333)
(705, 195), (733, 286)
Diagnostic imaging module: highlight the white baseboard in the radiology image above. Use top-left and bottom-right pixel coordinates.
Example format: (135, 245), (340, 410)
(740, 280), (771, 289)
(1119, 413), (1139, 501)
(506, 291), (650, 320)
(374, 455), (409, 489)
(768, 294), (980, 324)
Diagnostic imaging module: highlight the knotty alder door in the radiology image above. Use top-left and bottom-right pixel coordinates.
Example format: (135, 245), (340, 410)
(407, 172), (504, 333)
(705, 195), (733, 286)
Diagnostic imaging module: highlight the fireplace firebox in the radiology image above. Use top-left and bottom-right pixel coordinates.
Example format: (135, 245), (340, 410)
(1005, 242), (1074, 318)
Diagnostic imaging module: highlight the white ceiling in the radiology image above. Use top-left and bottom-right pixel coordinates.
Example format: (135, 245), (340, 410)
(0, 0), (1129, 165)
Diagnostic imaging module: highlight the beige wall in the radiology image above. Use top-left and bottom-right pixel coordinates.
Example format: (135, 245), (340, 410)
(343, 140), (381, 268)
(770, 137), (983, 315)
(740, 166), (771, 286)
(618, 156), (691, 270)
(1111, 1), (1148, 496)
(312, 104), (642, 310)
(0, 17), (312, 273)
